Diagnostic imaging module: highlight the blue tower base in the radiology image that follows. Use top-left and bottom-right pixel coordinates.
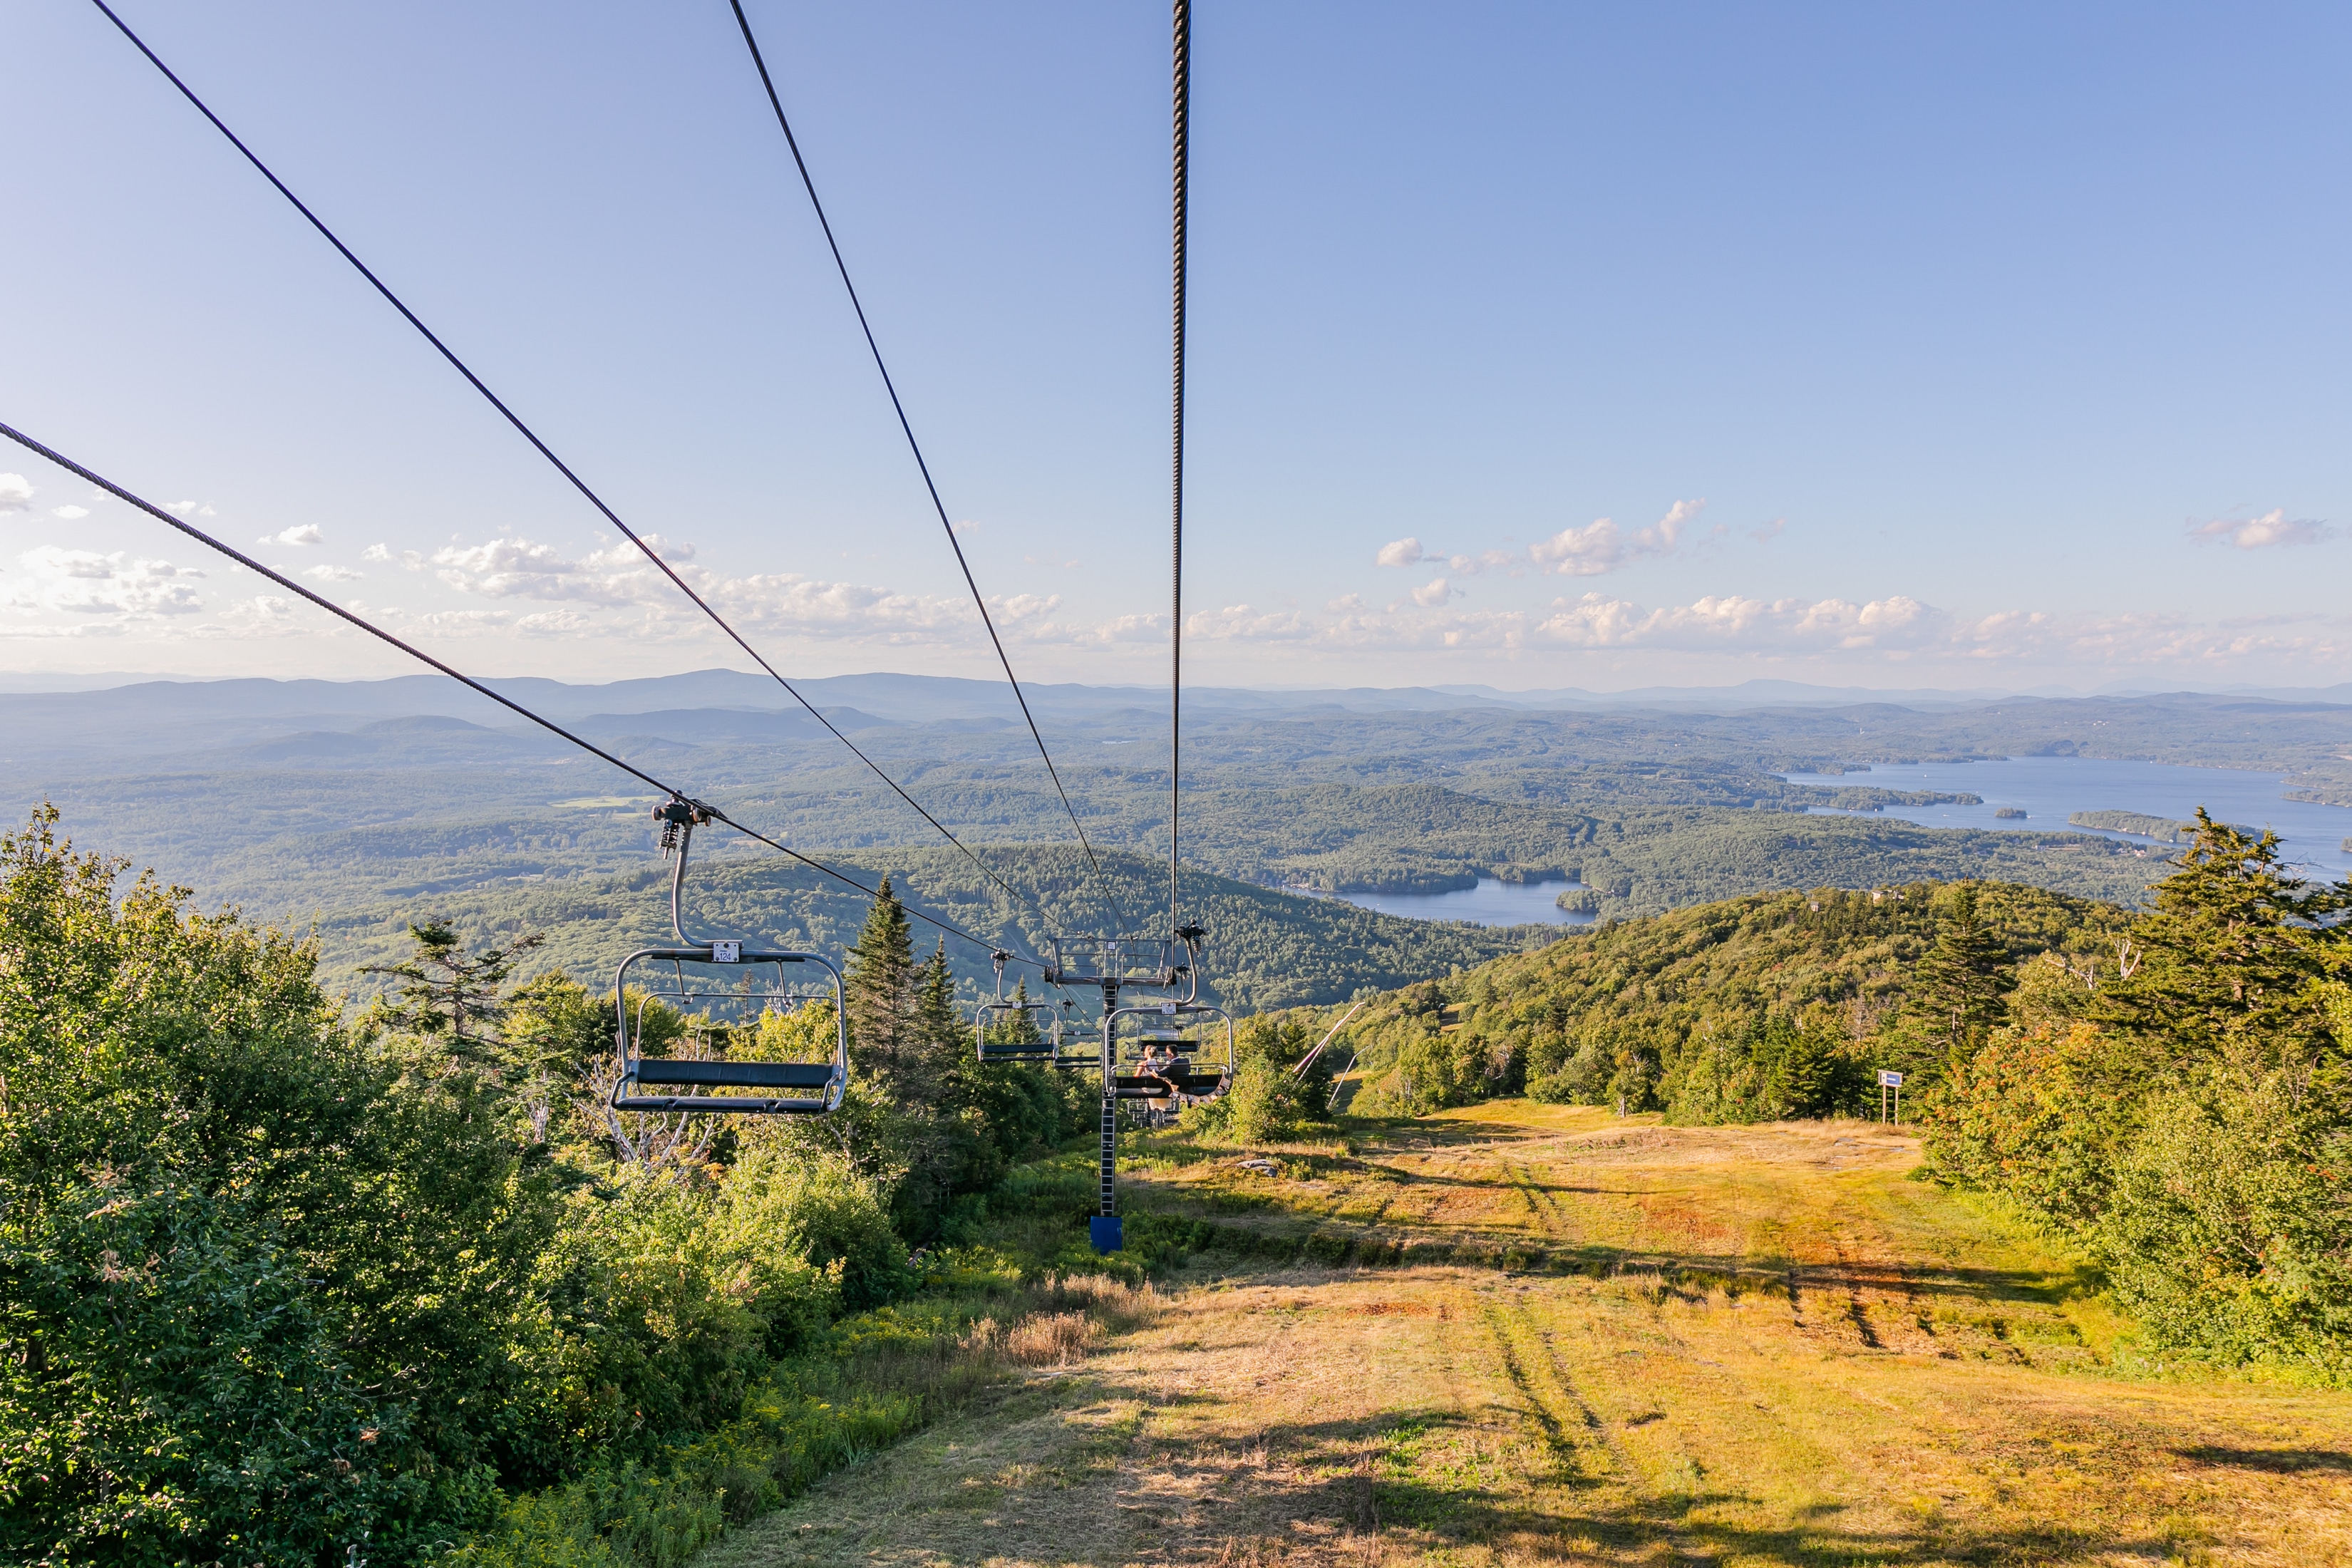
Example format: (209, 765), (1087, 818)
(1089, 1215), (1124, 1254)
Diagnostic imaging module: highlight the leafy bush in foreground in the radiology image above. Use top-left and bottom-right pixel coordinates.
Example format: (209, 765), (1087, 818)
(0, 810), (910, 1564)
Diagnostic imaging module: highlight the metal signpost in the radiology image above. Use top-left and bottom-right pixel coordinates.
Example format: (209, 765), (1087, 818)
(1877, 1068), (1904, 1125)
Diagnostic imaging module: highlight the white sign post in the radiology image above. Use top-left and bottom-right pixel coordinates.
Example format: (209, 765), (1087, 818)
(1877, 1068), (1904, 1125)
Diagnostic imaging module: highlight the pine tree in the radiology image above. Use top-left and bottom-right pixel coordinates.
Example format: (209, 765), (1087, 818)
(844, 876), (918, 1095)
(2098, 810), (2346, 1079)
(1910, 884), (2010, 1063)
(360, 919), (543, 1071)
(911, 940), (964, 1107)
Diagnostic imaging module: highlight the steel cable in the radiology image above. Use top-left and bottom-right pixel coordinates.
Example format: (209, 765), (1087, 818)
(84, 0), (1059, 932)
(0, 419), (1042, 970)
(1169, 0), (1190, 942)
(722, 0), (1138, 937)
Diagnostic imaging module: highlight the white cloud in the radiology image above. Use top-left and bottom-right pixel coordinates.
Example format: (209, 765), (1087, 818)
(361, 543), (391, 562)
(165, 501), (216, 518)
(1410, 577), (1455, 607)
(4, 547), (206, 617)
(222, 594), (299, 624)
(1527, 518), (1625, 576)
(2187, 509), (2329, 550)
(514, 609), (593, 636)
(52, 505), (89, 521)
(1160, 581), (2352, 673)
(1533, 591), (1936, 651)
(1445, 550), (1516, 577)
(305, 564), (363, 583)
(422, 532), (982, 644)
(259, 525), (322, 547)
(991, 592), (1062, 623)
(1529, 499), (1706, 577)
(0, 475), (31, 513)
(1181, 604), (1312, 642)
(1374, 537), (1425, 568)
(1750, 517), (1786, 545)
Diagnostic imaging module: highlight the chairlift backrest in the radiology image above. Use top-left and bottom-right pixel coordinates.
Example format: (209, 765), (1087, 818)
(612, 944), (847, 1114)
(1042, 934), (1190, 994)
(973, 999), (1066, 1063)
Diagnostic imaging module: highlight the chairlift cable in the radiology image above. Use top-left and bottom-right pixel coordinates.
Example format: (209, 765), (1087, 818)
(723, 0), (1137, 937)
(0, 419), (1042, 972)
(1168, 0), (1190, 942)
(83, 0), (1054, 932)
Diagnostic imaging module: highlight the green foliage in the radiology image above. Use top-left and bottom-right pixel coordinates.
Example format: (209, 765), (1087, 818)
(0, 810), (934, 1562)
(1907, 882), (2013, 1063)
(1921, 815), (2352, 1378)
(361, 918), (547, 1065)
(2095, 1081), (2352, 1374)
(1344, 880), (2118, 1122)
(1664, 1011), (1864, 1125)
(0, 808), (534, 1559)
(1181, 1015), (1336, 1145)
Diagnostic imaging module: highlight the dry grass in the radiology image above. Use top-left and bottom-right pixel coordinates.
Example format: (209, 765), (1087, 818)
(697, 1104), (2352, 1567)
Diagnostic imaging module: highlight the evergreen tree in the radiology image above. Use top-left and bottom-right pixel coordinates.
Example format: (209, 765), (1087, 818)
(360, 919), (544, 1073)
(1909, 884), (2010, 1063)
(2097, 811), (2345, 1078)
(912, 939), (964, 1101)
(843, 876), (918, 1095)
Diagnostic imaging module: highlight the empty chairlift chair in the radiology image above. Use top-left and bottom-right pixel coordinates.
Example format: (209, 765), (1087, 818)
(973, 950), (1095, 1069)
(611, 798), (847, 1115)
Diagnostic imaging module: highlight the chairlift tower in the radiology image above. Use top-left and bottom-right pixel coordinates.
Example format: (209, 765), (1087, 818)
(971, 930), (1234, 1254)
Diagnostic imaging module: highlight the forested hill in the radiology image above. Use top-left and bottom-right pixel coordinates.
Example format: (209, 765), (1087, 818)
(307, 843), (1547, 1015)
(1333, 879), (2128, 1119)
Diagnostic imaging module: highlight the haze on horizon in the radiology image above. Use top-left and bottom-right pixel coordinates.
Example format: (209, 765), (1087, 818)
(4, 1), (2347, 692)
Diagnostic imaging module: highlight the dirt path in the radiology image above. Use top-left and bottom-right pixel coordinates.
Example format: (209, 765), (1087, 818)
(699, 1106), (2352, 1567)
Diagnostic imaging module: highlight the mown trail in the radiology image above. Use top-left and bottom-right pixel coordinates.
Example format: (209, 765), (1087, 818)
(699, 1105), (2352, 1566)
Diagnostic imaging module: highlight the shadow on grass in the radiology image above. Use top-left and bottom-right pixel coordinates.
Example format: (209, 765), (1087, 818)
(1116, 1198), (2099, 1315)
(2177, 1444), (2352, 1473)
(1049, 1377), (2165, 1567)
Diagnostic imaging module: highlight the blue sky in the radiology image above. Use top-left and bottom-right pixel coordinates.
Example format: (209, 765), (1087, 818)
(4, 1), (2347, 690)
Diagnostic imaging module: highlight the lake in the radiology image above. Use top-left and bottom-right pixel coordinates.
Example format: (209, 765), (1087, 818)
(1781, 755), (2352, 881)
(1299, 877), (1598, 928)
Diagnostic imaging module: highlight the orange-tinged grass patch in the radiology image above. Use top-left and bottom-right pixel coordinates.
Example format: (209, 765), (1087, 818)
(697, 1102), (2352, 1567)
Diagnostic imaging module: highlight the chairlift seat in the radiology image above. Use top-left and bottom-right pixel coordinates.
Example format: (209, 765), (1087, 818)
(1115, 1065), (1224, 1099)
(978, 1041), (1071, 1063)
(615, 1053), (842, 1114)
(612, 929), (848, 1117)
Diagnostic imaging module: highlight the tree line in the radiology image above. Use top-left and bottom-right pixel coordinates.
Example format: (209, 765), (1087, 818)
(0, 810), (1102, 1564)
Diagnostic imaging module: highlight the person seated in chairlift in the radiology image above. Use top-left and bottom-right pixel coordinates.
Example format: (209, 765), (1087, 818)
(1136, 1041), (1180, 1093)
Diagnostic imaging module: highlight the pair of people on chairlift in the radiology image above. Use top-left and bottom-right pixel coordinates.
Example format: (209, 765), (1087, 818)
(1134, 1037), (1197, 1101)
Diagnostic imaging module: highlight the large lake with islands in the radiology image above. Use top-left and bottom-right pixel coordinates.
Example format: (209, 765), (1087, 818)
(1295, 755), (2352, 927)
